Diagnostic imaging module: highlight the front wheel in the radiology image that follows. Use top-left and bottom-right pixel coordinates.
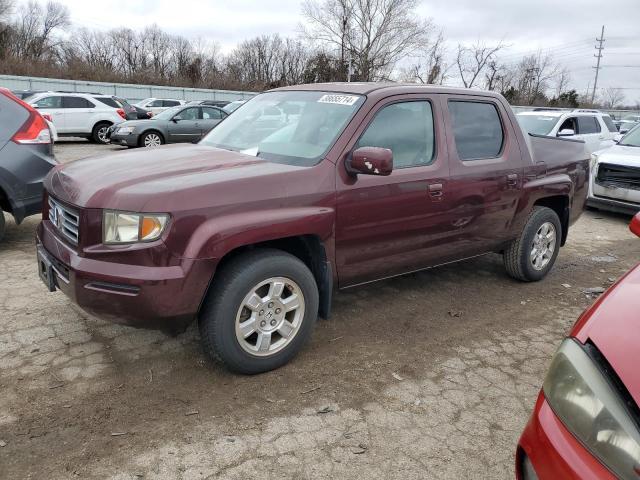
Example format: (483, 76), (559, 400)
(199, 249), (319, 374)
(504, 206), (562, 282)
(140, 131), (164, 148)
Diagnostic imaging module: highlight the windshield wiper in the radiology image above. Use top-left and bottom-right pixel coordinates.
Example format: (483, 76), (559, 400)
(618, 143), (639, 147)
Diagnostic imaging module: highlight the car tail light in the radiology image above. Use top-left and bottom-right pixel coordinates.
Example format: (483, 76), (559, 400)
(116, 108), (126, 120)
(0, 88), (52, 144)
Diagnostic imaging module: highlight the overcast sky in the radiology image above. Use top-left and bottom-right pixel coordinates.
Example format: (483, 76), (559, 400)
(59, 0), (640, 103)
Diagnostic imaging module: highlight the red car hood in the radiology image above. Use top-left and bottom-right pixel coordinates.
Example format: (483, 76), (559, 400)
(46, 144), (306, 212)
(573, 263), (640, 405)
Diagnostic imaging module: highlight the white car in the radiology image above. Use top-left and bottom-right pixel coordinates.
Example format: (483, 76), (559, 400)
(28, 92), (125, 144)
(587, 124), (640, 214)
(517, 109), (617, 153)
(134, 98), (185, 115)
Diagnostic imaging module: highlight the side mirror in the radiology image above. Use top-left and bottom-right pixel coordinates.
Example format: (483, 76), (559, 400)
(630, 212), (640, 238)
(172, 116), (182, 123)
(558, 128), (575, 137)
(347, 146), (393, 176)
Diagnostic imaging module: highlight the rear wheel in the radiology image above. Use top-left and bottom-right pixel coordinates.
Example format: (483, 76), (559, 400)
(504, 206), (561, 282)
(91, 122), (112, 144)
(140, 131), (163, 148)
(0, 206), (5, 242)
(199, 249), (319, 374)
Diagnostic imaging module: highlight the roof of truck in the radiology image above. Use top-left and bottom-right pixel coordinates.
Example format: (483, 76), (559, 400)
(271, 82), (502, 98)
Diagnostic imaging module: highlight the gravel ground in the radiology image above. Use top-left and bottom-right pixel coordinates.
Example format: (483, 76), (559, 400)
(1, 140), (638, 479)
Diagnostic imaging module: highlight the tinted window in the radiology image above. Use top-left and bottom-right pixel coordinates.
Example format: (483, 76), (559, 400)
(95, 97), (120, 108)
(449, 101), (503, 160)
(163, 100), (180, 107)
(149, 100), (164, 107)
(602, 116), (617, 133)
(177, 107), (199, 120)
(357, 101), (435, 168)
(63, 96), (94, 108)
(577, 116), (600, 134)
(202, 107), (222, 120)
(33, 96), (62, 109)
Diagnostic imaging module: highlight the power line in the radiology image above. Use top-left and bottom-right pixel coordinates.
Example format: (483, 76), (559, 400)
(591, 25), (605, 103)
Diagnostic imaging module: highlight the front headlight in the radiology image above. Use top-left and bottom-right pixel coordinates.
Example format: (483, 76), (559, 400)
(544, 339), (640, 479)
(103, 211), (169, 244)
(117, 126), (135, 135)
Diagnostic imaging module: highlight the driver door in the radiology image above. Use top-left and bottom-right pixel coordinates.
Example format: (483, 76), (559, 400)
(167, 107), (201, 143)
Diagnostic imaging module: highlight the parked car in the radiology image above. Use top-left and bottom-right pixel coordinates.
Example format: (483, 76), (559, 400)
(187, 100), (231, 108)
(222, 100), (246, 113)
(93, 95), (137, 120)
(36, 83), (589, 374)
(109, 104), (228, 148)
(517, 212), (640, 480)
(587, 123), (640, 214)
(134, 98), (185, 115)
(0, 88), (57, 241)
(27, 92), (126, 144)
(517, 110), (617, 153)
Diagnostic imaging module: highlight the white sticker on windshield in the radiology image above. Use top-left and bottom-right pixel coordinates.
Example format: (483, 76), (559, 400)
(317, 94), (360, 106)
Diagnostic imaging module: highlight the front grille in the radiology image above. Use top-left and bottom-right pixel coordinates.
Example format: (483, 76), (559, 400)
(596, 164), (640, 191)
(48, 196), (80, 244)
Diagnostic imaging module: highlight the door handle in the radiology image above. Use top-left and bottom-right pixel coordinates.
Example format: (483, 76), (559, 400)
(506, 174), (518, 186)
(428, 183), (443, 200)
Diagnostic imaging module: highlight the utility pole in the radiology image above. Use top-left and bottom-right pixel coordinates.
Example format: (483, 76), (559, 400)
(591, 25), (605, 104)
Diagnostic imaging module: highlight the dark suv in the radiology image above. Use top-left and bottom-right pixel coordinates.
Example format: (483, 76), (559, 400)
(0, 88), (57, 241)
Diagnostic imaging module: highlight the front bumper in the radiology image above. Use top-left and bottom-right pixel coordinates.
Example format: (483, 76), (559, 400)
(109, 133), (139, 147)
(36, 220), (215, 334)
(517, 393), (616, 480)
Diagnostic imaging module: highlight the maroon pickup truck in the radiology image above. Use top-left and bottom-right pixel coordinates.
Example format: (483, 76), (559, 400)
(37, 83), (589, 373)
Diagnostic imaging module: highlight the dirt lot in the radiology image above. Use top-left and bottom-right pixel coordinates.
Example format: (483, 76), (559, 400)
(1, 140), (638, 479)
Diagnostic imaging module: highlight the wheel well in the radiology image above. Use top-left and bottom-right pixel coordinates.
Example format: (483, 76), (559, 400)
(211, 235), (333, 319)
(0, 186), (12, 214)
(534, 196), (569, 245)
(93, 121), (113, 131)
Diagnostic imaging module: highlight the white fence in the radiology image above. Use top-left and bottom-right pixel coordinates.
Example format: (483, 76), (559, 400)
(0, 74), (256, 103)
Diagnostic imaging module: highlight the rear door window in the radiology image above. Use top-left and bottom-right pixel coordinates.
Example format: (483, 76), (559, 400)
(357, 100), (435, 168)
(33, 96), (62, 109)
(448, 101), (503, 160)
(63, 97), (94, 108)
(577, 116), (601, 134)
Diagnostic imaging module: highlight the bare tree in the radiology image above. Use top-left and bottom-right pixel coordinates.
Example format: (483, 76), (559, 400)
(553, 66), (571, 98)
(455, 40), (505, 88)
(601, 87), (625, 109)
(405, 30), (448, 84)
(9, 0), (69, 60)
(302, 0), (433, 81)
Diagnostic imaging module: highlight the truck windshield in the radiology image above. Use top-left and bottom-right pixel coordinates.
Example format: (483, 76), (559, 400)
(619, 125), (640, 147)
(516, 114), (559, 136)
(200, 91), (365, 166)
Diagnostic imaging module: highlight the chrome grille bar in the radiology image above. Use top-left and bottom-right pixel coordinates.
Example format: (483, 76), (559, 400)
(48, 196), (80, 244)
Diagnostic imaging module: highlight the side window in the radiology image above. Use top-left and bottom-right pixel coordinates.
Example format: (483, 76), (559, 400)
(202, 107), (222, 120)
(448, 101), (503, 160)
(558, 117), (577, 134)
(63, 97), (94, 108)
(356, 101), (435, 169)
(602, 116), (618, 133)
(164, 100), (180, 107)
(33, 96), (62, 109)
(177, 107), (199, 120)
(149, 100), (164, 107)
(578, 116), (601, 134)
(95, 97), (119, 108)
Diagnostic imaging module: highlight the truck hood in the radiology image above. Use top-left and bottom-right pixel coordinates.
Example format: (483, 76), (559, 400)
(573, 263), (640, 406)
(595, 145), (640, 167)
(46, 144), (307, 211)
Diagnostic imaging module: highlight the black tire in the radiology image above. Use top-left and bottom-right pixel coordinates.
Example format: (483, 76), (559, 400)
(92, 122), (112, 144)
(504, 206), (562, 282)
(0, 206), (5, 242)
(139, 131), (164, 148)
(199, 249), (319, 374)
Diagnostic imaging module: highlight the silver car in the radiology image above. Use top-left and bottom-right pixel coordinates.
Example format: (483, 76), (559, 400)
(109, 105), (228, 148)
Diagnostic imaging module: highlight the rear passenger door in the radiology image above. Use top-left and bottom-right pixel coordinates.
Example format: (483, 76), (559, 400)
(576, 115), (606, 152)
(336, 95), (456, 286)
(32, 95), (66, 131)
(443, 96), (525, 256)
(62, 96), (96, 133)
(201, 107), (225, 135)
